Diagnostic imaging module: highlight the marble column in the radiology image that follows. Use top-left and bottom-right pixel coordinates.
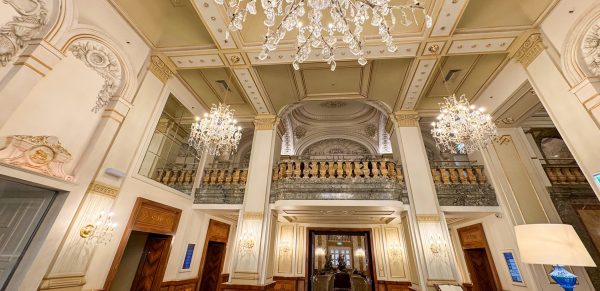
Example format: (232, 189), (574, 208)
(228, 115), (281, 287)
(390, 111), (458, 289)
(514, 33), (600, 197)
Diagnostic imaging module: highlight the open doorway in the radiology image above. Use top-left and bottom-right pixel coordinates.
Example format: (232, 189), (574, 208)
(197, 219), (231, 291)
(307, 229), (376, 291)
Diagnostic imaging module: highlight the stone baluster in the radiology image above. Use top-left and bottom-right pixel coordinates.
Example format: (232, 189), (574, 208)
(162, 170), (172, 185)
(353, 161), (362, 177)
(371, 161), (379, 177)
(573, 168), (586, 183)
(387, 162), (397, 179)
(286, 160), (293, 178)
(240, 169), (248, 184)
(553, 168), (567, 184)
(327, 161), (335, 178)
(302, 161), (310, 178)
(466, 168), (477, 184)
(440, 168), (450, 184)
(318, 161), (327, 178)
(396, 166), (404, 184)
(225, 170), (232, 184)
(564, 168), (577, 184)
(310, 161), (318, 178)
(475, 167), (486, 184)
(272, 168), (279, 181)
(362, 161), (370, 177)
(344, 161), (352, 178)
(233, 169), (241, 184)
(154, 169), (165, 182)
(210, 170), (218, 184)
(431, 168), (441, 184)
(449, 168), (459, 184)
(278, 162), (286, 179)
(177, 170), (186, 185)
(380, 160), (388, 177)
(336, 161), (344, 178)
(458, 168), (468, 184)
(217, 170), (225, 183)
(169, 170), (179, 185)
(293, 160), (301, 178)
(544, 167), (557, 184)
(203, 170), (211, 184)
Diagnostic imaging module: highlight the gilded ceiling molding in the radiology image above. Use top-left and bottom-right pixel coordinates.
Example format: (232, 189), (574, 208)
(88, 181), (119, 197)
(0, 0), (48, 66)
(149, 55), (173, 84)
(69, 41), (122, 113)
(514, 33), (545, 67)
(0, 135), (73, 181)
(394, 111), (420, 127)
(253, 115), (278, 130)
(243, 212), (264, 220)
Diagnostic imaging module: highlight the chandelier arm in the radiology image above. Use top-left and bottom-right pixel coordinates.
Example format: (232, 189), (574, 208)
(331, 1), (363, 48)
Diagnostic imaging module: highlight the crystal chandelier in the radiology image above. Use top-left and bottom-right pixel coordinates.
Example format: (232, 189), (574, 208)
(430, 94), (497, 154)
(218, 0), (431, 70)
(189, 103), (243, 156)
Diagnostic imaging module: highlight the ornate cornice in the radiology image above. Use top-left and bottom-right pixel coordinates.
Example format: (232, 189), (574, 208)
(253, 115), (278, 130)
(149, 56), (173, 83)
(416, 214), (441, 222)
(243, 212), (264, 220)
(88, 181), (119, 197)
(514, 33), (545, 67)
(394, 111), (420, 127)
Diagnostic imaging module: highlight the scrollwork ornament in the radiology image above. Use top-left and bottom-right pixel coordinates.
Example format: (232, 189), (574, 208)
(0, 0), (48, 66)
(582, 23), (600, 76)
(69, 41), (122, 113)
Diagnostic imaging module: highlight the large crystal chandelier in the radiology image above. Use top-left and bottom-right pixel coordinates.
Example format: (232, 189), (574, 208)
(430, 94), (497, 154)
(189, 103), (243, 156)
(219, 0), (431, 70)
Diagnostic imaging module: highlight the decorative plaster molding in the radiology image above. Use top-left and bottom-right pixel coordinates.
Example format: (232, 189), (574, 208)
(39, 275), (86, 290)
(69, 41), (122, 113)
(416, 214), (441, 222)
(394, 111), (420, 127)
(149, 56), (173, 83)
(582, 22), (600, 76)
(514, 33), (545, 67)
(88, 181), (119, 197)
(402, 59), (436, 110)
(0, 0), (48, 66)
(494, 135), (512, 145)
(253, 115), (278, 130)
(243, 212), (264, 220)
(0, 135), (73, 181)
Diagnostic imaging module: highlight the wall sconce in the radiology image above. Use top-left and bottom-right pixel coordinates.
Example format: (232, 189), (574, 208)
(315, 247), (326, 257)
(79, 211), (117, 246)
(388, 242), (404, 261)
(239, 231), (256, 255)
(355, 248), (366, 258)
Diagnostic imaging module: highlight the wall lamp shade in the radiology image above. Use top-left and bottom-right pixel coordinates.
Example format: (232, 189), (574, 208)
(515, 224), (595, 291)
(514, 224), (595, 267)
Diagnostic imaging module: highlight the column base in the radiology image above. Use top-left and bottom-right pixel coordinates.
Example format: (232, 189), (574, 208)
(220, 281), (276, 291)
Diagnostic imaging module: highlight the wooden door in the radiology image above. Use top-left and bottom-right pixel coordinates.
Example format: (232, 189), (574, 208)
(198, 242), (226, 291)
(130, 234), (172, 291)
(464, 248), (498, 291)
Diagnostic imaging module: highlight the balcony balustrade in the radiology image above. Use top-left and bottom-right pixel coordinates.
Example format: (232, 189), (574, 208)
(194, 163), (248, 204)
(430, 161), (498, 207)
(152, 167), (196, 194)
(541, 159), (587, 186)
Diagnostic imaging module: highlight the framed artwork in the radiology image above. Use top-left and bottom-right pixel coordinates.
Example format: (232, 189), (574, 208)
(500, 250), (525, 286)
(180, 243), (196, 271)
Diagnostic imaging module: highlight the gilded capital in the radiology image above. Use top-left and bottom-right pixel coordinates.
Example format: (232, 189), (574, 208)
(514, 33), (545, 67)
(149, 56), (173, 83)
(88, 181), (120, 197)
(394, 111), (420, 127)
(253, 114), (278, 130)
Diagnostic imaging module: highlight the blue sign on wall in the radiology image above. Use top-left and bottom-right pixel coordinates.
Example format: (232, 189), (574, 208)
(594, 173), (600, 188)
(182, 243), (195, 270)
(502, 251), (524, 284)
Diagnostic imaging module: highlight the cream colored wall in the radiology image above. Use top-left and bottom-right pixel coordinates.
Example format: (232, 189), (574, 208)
(111, 231), (148, 291)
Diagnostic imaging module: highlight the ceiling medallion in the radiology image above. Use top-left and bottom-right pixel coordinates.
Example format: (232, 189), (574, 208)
(430, 94), (498, 154)
(218, 0), (432, 71)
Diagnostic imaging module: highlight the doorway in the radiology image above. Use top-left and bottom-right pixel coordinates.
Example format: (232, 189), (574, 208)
(197, 219), (231, 291)
(457, 224), (501, 291)
(307, 229), (377, 291)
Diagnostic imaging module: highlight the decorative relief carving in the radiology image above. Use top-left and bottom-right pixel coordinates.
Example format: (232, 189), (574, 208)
(69, 41), (122, 113)
(302, 138), (370, 156)
(494, 135), (512, 145)
(364, 123), (377, 139)
(88, 182), (119, 197)
(514, 33), (544, 67)
(243, 212), (264, 220)
(394, 111), (420, 127)
(0, 0), (48, 66)
(320, 100), (347, 108)
(416, 214), (441, 222)
(293, 126), (307, 139)
(253, 115), (278, 130)
(582, 22), (600, 76)
(149, 55), (173, 83)
(0, 135), (73, 180)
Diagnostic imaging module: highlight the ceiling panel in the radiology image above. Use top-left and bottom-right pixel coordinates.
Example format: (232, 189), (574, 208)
(255, 64), (300, 113)
(301, 63), (364, 97)
(457, 0), (553, 29)
(114, 0), (215, 48)
(368, 58), (412, 109)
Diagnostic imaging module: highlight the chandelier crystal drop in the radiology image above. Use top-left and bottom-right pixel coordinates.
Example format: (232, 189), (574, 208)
(430, 94), (497, 154)
(189, 103), (243, 156)
(217, 0), (431, 70)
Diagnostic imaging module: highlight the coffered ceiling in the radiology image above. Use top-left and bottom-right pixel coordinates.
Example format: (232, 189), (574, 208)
(110, 0), (559, 121)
